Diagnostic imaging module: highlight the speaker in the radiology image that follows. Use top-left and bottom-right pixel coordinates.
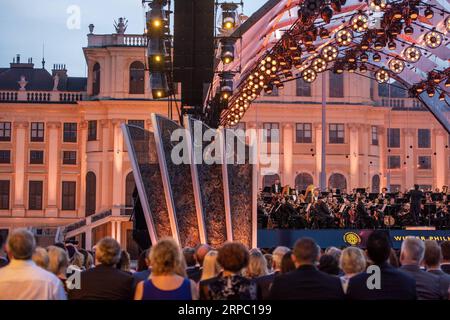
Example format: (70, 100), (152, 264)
(174, 0), (214, 107)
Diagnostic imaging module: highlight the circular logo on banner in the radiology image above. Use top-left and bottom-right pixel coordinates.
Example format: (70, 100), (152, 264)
(343, 232), (361, 246)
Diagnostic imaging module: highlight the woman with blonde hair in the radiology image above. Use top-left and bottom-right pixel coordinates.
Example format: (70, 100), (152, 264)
(339, 246), (367, 293)
(134, 238), (198, 300)
(47, 246), (70, 292)
(244, 248), (269, 279)
(32, 247), (49, 269)
(200, 250), (220, 281)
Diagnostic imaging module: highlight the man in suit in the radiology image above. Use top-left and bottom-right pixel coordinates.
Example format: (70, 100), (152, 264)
(399, 237), (446, 300)
(68, 237), (134, 300)
(314, 196), (335, 228)
(346, 230), (416, 300)
(254, 246), (289, 300)
(271, 179), (282, 194)
(356, 196), (372, 228)
(269, 237), (345, 300)
(409, 184), (423, 225)
(423, 240), (450, 299)
(441, 241), (450, 274)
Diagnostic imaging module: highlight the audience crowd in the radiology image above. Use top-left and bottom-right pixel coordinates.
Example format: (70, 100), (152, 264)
(0, 228), (450, 300)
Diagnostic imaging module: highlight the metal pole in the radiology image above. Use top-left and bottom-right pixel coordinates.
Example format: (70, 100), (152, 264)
(387, 82), (391, 192)
(320, 72), (327, 191)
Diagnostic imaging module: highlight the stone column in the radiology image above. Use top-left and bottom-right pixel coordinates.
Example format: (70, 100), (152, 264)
(361, 124), (370, 188)
(45, 122), (61, 217)
(403, 128), (415, 190)
(314, 123), (322, 186)
(112, 119), (125, 216)
(78, 121), (88, 218)
(282, 123), (294, 187)
(378, 126), (386, 189)
(434, 128), (446, 189)
(348, 123), (360, 190)
(100, 119), (110, 210)
(12, 121), (28, 217)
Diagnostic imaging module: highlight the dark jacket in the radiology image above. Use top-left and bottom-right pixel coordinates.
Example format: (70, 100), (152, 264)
(400, 265), (447, 300)
(68, 264), (134, 300)
(269, 265), (345, 300)
(427, 269), (450, 299)
(441, 264), (450, 275)
(254, 272), (278, 300)
(346, 263), (416, 300)
(186, 266), (202, 283)
(132, 269), (151, 287)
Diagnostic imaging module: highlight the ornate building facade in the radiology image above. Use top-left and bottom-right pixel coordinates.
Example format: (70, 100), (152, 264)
(0, 20), (448, 252)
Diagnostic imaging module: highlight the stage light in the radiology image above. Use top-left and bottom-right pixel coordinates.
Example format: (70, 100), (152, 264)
(307, 46), (316, 54)
(388, 41), (396, 50)
(312, 57), (327, 73)
(404, 46), (421, 62)
(439, 91), (445, 101)
(409, 6), (419, 20)
(360, 40), (370, 50)
(388, 59), (405, 74)
(351, 14), (368, 32)
(404, 25), (414, 35)
(322, 45), (338, 61)
(392, 7), (403, 20)
(333, 62), (344, 74)
(221, 3), (238, 30)
(360, 53), (368, 62)
(370, 0), (386, 11)
(220, 39), (235, 64)
(416, 83), (425, 93)
(375, 69), (389, 83)
(424, 31), (442, 48)
(147, 38), (167, 72)
(302, 68), (317, 83)
(373, 52), (381, 62)
(150, 72), (169, 99)
(426, 87), (435, 97)
(348, 64), (357, 73)
(286, 37), (299, 51)
(336, 29), (353, 46)
(424, 7), (434, 19)
(359, 64), (367, 73)
(319, 28), (330, 39)
(446, 16), (450, 33)
(374, 39), (385, 50)
(347, 53), (356, 63)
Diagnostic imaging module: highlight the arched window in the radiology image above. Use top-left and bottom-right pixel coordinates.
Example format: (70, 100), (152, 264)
(92, 63), (101, 96)
(125, 172), (136, 208)
(262, 173), (280, 188)
(129, 61), (145, 94)
(372, 175), (380, 193)
(85, 172), (96, 216)
(328, 173), (347, 191)
(295, 173), (314, 192)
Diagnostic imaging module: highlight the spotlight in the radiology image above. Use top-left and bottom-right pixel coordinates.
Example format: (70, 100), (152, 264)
(147, 38), (167, 72)
(370, 0), (386, 11)
(446, 16), (450, 33)
(360, 40), (370, 50)
(424, 31), (442, 48)
(351, 14), (369, 32)
(360, 53), (368, 62)
(392, 7), (403, 20)
(404, 25), (414, 35)
(409, 6), (419, 20)
(221, 3), (238, 30)
(388, 59), (405, 74)
(388, 41), (396, 50)
(333, 62), (344, 74)
(321, 6), (333, 24)
(424, 7), (434, 19)
(359, 64), (367, 73)
(220, 38), (235, 64)
(319, 28), (330, 39)
(336, 29), (353, 46)
(347, 53), (356, 63)
(219, 73), (234, 100)
(426, 87), (435, 97)
(374, 39), (385, 50)
(375, 69), (389, 83)
(307, 46), (316, 54)
(150, 72), (169, 99)
(348, 64), (357, 73)
(302, 68), (317, 83)
(416, 83), (425, 93)
(439, 91), (445, 101)
(312, 57), (327, 73)
(373, 52), (382, 62)
(404, 46), (421, 62)
(322, 45), (338, 61)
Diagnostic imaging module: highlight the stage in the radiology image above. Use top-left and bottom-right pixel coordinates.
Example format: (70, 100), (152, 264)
(257, 229), (450, 249)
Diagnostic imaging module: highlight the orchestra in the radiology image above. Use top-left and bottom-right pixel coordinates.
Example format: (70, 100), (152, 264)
(257, 183), (450, 230)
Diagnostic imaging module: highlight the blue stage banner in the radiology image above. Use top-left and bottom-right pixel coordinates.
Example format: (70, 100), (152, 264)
(257, 229), (450, 249)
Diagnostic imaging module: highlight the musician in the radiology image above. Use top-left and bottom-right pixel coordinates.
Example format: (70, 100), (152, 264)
(356, 195), (373, 228)
(409, 184), (423, 226)
(313, 196), (335, 228)
(271, 179), (282, 194)
(380, 187), (389, 199)
(435, 205), (449, 229)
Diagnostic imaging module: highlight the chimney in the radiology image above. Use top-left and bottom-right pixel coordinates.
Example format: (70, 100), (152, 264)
(52, 64), (68, 78)
(16, 54), (20, 64)
(10, 54), (34, 68)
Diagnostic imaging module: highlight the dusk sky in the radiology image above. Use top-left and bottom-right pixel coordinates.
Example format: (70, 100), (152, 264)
(0, 0), (268, 77)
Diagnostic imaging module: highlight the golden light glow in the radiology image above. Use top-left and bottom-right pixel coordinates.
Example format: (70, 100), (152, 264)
(312, 57), (327, 73)
(154, 55), (162, 62)
(370, 0), (386, 11)
(336, 29), (353, 46)
(152, 19), (162, 28)
(424, 31), (442, 48)
(322, 45), (338, 62)
(302, 68), (317, 83)
(403, 46), (421, 63)
(375, 69), (389, 83)
(388, 58), (405, 74)
(351, 14), (369, 32)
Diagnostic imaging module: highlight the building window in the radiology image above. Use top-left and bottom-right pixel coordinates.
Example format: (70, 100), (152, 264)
(63, 151), (77, 165)
(30, 150), (44, 164)
(63, 123), (77, 143)
(418, 129), (431, 148)
(0, 180), (9, 210)
(28, 181), (43, 210)
(387, 128), (400, 148)
(390, 184), (402, 192)
(31, 122), (44, 142)
(263, 85), (278, 96)
(263, 123), (279, 143)
(371, 126), (378, 145)
(329, 72), (344, 98)
(296, 123), (312, 143)
(262, 173), (280, 188)
(85, 172), (96, 216)
(295, 173), (314, 192)
(92, 63), (101, 96)
(329, 123), (345, 144)
(88, 121), (97, 141)
(296, 78), (311, 96)
(0, 122), (11, 141)
(128, 120), (145, 129)
(388, 155), (401, 169)
(0, 150), (10, 164)
(129, 61), (145, 94)
(328, 173), (347, 190)
(62, 181), (76, 210)
(418, 156), (431, 170)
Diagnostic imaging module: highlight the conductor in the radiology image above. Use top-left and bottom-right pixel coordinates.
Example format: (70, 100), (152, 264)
(409, 184), (423, 226)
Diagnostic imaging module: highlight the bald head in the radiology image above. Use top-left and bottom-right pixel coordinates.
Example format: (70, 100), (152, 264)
(195, 244), (211, 266)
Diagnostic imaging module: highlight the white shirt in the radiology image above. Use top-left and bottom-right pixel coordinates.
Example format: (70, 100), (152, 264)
(0, 259), (67, 300)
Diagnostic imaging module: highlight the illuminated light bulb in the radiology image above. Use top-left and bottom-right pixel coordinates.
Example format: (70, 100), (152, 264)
(404, 26), (414, 35)
(370, 0), (386, 11)
(302, 68), (317, 83)
(336, 29), (353, 46)
(446, 16), (450, 33)
(424, 31), (442, 48)
(360, 53), (368, 62)
(403, 46), (421, 62)
(439, 92), (445, 101)
(351, 14), (369, 32)
(359, 64), (367, 73)
(426, 87), (435, 97)
(321, 45), (338, 62)
(312, 57), (327, 73)
(388, 41), (396, 50)
(388, 58), (405, 74)
(153, 19), (162, 28)
(373, 53), (381, 62)
(375, 68), (389, 83)
(409, 7), (419, 20)
(424, 7), (434, 19)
